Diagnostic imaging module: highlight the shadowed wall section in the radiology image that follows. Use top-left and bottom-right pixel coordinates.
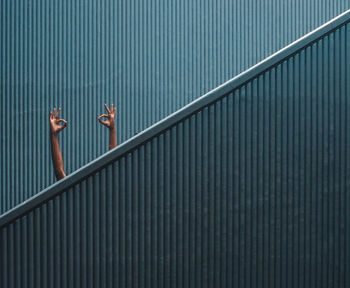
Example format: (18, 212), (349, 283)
(0, 12), (349, 288)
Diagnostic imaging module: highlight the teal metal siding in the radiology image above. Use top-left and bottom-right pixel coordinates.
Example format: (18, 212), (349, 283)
(1, 0), (350, 214)
(1, 11), (350, 288)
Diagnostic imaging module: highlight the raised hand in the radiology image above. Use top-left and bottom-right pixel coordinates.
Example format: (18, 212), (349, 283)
(49, 107), (67, 180)
(98, 104), (116, 129)
(49, 108), (67, 135)
(98, 104), (117, 150)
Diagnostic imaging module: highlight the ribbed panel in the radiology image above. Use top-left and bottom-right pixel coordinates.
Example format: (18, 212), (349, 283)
(1, 19), (349, 288)
(1, 0), (350, 214)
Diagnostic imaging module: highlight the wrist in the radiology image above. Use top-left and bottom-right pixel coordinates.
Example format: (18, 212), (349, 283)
(50, 130), (59, 137)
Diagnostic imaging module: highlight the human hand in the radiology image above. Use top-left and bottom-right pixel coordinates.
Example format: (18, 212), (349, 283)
(49, 108), (67, 135)
(98, 104), (116, 129)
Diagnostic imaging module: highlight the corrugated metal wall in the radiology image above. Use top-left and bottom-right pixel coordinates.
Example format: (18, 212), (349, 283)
(1, 0), (350, 214)
(1, 14), (349, 288)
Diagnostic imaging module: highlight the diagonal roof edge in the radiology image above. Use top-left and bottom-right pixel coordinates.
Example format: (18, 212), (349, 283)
(1, 9), (349, 228)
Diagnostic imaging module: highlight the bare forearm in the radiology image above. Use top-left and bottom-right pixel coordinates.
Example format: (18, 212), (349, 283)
(109, 127), (117, 150)
(50, 133), (66, 180)
(98, 104), (117, 150)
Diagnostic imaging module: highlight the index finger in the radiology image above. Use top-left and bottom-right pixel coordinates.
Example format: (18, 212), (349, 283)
(98, 114), (109, 119)
(104, 104), (111, 114)
(57, 119), (67, 125)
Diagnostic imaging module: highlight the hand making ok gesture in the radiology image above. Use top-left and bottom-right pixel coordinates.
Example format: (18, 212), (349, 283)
(98, 104), (117, 150)
(49, 107), (67, 135)
(98, 104), (116, 129)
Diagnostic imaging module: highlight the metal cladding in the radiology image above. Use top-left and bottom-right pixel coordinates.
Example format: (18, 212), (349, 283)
(1, 0), (350, 214)
(1, 11), (350, 288)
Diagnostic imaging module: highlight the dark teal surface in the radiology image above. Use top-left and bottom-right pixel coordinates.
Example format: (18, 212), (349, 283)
(1, 11), (350, 288)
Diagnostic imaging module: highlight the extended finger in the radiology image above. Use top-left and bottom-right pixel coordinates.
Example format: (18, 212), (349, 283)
(57, 119), (67, 126)
(49, 111), (52, 119)
(111, 104), (114, 113)
(98, 114), (109, 119)
(104, 104), (111, 114)
(53, 108), (56, 116)
(56, 107), (61, 118)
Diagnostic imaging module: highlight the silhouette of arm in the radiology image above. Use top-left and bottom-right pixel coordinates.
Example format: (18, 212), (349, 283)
(49, 108), (67, 180)
(98, 104), (117, 150)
